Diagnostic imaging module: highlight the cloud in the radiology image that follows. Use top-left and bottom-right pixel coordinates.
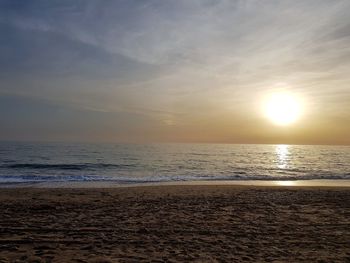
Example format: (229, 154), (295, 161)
(0, 0), (349, 143)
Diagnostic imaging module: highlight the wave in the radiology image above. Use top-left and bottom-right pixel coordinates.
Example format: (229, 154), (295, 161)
(0, 172), (349, 184)
(2, 163), (136, 170)
(0, 174), (349, 184)
(0, 174), (113, 183)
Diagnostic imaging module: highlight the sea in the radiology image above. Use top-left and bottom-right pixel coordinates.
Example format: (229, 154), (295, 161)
(0, 142), (349, 185)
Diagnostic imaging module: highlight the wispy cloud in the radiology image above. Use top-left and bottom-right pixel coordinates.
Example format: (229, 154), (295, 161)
(0, 0), (349, 143)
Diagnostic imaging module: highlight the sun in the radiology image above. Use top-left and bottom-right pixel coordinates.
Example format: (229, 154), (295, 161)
(264, 92), (301, 126)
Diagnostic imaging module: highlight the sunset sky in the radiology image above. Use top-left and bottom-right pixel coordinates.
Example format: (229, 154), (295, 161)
(0, 0), (349, 145)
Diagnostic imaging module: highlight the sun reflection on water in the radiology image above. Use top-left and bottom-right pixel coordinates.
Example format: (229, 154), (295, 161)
(276, 144), (289, 169)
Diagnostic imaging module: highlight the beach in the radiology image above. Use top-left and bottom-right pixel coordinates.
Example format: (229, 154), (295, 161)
(0, 185), (349, 262)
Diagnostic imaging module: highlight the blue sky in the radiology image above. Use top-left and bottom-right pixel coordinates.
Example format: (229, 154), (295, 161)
(0, 0), (349, 144)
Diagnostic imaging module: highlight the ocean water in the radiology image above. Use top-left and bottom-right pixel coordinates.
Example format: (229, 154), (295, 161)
(0, 142), (349, 184)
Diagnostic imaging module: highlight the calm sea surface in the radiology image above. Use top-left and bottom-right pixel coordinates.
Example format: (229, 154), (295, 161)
(0, 142), (349, 184)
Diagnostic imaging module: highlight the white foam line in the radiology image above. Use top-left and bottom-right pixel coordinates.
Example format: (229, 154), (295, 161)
(0, 179), (349, 188)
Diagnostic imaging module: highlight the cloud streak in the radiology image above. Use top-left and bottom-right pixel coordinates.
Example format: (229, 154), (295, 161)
(0, 0), (349, 144)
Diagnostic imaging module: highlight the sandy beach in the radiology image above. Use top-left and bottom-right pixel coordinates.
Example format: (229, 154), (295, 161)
(0, 185), (349, 262)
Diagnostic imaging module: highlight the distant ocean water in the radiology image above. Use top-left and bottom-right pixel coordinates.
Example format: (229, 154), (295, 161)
(0, 142), (349, 184)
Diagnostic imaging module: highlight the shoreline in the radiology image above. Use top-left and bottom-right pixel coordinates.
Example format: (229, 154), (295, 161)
(1, 178), (350, 188)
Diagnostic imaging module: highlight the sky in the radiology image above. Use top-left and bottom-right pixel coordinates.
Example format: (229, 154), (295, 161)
(0, 0), (349, 145)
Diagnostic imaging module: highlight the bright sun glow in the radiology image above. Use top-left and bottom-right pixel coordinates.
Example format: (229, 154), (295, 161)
(264, 93), (301, 126)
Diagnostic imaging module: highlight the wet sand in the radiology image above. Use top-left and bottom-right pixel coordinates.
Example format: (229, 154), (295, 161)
(0, 185), (349, 262)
